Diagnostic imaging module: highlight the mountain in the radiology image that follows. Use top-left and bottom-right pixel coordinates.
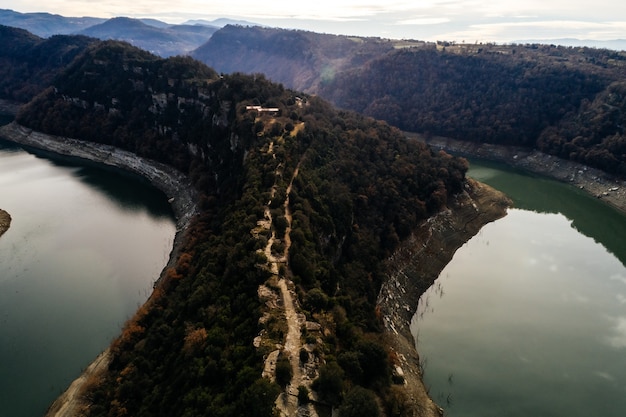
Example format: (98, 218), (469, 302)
(193, 25), (626, 177)
(79, 17), (218, 57)
(3, 36), (511, 417)
(0, 8), (104, 37)
(192, 25), (397, 92)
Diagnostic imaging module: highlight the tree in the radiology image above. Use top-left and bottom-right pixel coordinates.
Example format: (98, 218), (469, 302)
(275, 353), (293, 388)
(338, 386), (380, 417)
(312, 362), (345, 406)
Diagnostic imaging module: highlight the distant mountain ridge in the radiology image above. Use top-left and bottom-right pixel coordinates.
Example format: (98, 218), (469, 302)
(78, 17), (218, 56)
(0, 8), (104, 37)
(515, 38), (626, 51)
(0, 9), (225, 57)
(192, 25), (397, 93)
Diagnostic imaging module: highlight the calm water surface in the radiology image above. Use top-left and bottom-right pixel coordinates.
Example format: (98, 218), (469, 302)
(0, 138), (176, 417)
(411, 159), (626, 417)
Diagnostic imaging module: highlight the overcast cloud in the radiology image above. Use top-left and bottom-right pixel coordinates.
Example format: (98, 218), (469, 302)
(5, 0), (626, 42)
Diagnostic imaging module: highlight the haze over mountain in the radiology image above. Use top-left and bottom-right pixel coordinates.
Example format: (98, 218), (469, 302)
(0, 10), (260, 57)
(78, 17), (218, 56)
(4, 0), (626, 48)
(0, 8), (104, 37)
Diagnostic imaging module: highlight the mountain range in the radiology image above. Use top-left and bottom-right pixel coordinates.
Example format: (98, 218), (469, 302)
(0, 9), (259, 56)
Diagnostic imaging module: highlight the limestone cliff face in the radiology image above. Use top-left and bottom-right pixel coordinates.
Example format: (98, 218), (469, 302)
(378, 179), (511, 417)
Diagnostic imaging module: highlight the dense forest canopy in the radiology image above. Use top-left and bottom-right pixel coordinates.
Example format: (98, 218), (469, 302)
(193, 26), (626, 177)
(0, 25), (95, 102)
(9, 38), (471, 416)
(319, 46), (626, 177)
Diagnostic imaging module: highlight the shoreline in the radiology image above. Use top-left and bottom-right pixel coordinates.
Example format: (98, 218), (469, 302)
(0, 122), (198, 230)
(0, 209), (11, 238)
(3, 121), (603, 416)
(407, 132), (626, 216)
(378, 179), (511, 416)
(0, 122), (200, 417)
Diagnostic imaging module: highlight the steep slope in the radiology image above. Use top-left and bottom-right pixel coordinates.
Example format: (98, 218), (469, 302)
(192, 25), (626, 178)
(538, 80), (626, 176)
(8, 40), (510, 416)
(192, 25), (395, 92)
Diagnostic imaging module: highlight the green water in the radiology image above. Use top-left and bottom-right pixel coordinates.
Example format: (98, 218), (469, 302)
(0, 140), (176, 417)
(411, 159), (626, 416)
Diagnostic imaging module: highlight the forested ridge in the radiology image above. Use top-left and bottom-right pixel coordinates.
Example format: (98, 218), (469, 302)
(194, 26), (626, 177)
(319, 45), (626, 177)
(0, 25), (95, 102)
(10, 38), (471, 416)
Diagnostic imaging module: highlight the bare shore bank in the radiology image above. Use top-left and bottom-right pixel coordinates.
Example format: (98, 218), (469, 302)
(0, 122), (199, 417)
(408, 133), (626, 215)
(378, 179), (511, 416)
(0, 209), (11, 237)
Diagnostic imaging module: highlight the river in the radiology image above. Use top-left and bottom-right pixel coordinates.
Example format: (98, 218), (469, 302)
(0, 134), (176, 417)
(412, 159), (626, 416)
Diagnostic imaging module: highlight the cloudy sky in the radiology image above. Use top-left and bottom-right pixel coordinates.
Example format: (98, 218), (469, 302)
(6, 0), (626, 43)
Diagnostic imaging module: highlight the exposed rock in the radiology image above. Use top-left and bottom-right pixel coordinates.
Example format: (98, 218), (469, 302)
(378, 179), (511, 417)
(0, 209), (11, 238)
(0, 122), (198, 230)
(415, 134), (626, 215)
(0, 99), (21, 116)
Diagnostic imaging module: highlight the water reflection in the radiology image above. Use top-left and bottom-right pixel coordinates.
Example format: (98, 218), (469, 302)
(0, 144), (175, 417)
(0, 139), (173, 219)
(468, 158), (626, 268)
(411, 160), (626, 417)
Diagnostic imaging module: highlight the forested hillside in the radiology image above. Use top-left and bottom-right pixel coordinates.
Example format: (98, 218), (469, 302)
(0, 25), (95, 102)
(192, 25), (396, 93)
(194, 26), (626, 177)
(14, 40), (473, 416)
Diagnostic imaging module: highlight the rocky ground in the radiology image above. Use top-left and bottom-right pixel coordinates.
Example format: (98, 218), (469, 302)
(0, 209), (11, 238)
(0, 99), (21, 116)
(0, 122), (198, 229)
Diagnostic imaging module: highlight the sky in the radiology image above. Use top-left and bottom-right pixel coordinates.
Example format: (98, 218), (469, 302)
(5, 0), (626, 43)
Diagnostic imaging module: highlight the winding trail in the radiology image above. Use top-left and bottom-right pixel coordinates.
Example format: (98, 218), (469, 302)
(274, 164), (307, 416)
(255, 137), (316, 416)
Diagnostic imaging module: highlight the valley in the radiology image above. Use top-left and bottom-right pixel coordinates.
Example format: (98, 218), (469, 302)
(1, 11), (625, 417)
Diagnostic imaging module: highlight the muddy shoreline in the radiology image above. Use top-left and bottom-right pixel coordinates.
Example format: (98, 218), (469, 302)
(0, 122), (199, 417)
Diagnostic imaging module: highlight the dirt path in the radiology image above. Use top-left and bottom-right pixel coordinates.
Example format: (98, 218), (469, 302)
(0, 209), (11, 238)
(254, 138), (313, 416)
